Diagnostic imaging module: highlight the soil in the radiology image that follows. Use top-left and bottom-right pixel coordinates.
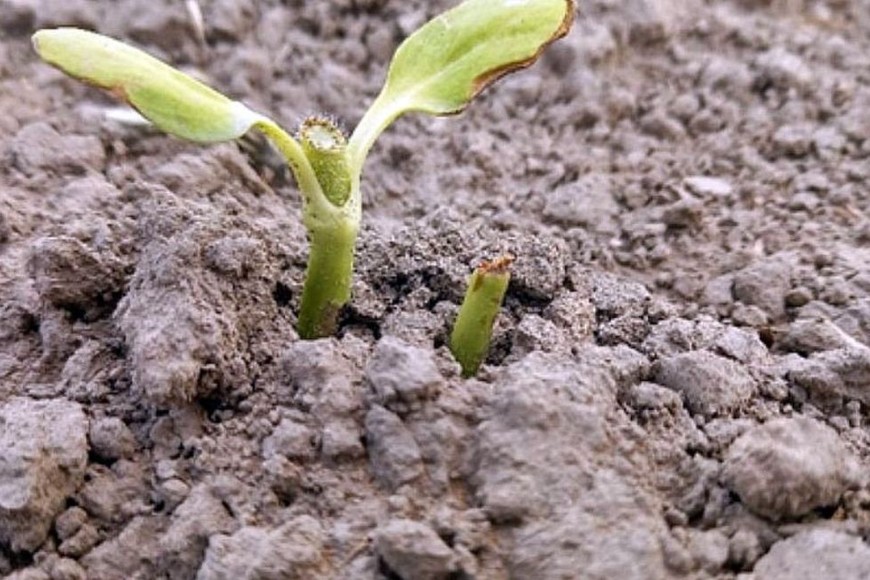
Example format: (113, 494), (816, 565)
(1, 0), (870, 578)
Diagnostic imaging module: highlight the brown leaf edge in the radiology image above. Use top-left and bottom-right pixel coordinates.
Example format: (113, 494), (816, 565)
(469, 0), (576, 101)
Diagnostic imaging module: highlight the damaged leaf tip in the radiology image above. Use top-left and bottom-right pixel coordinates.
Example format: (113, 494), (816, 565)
(382, 0), (576, 116)
(470, 0), (576, 98)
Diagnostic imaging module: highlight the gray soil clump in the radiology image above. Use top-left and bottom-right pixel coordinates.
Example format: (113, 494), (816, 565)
(471, 354), (669, 579)
(374, 519), (457, 580)
(197, 516), (328, 580)
(0, 398), (88, 552)
(752, 529), (870, 580)
(654, 350), (755, 417)
(721, 417), (860, 520)
(2, 0), (870, 578)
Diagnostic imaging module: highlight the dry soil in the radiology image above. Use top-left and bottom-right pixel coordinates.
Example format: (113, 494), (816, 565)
(2, 1), (870, 579)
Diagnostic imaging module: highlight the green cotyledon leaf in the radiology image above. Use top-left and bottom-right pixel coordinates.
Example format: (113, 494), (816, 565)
(32, 28), (264, 143)
(349, 0), (574, 163)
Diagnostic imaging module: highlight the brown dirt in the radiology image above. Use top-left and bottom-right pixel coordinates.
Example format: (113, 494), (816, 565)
(2, 1), (870, 579)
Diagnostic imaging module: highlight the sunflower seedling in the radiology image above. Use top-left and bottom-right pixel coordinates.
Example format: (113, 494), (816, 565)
(450, 255), (513, 377)
(33, 0), (574, 339)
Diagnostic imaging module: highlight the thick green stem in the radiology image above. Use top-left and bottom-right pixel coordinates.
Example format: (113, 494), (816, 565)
(294, 117), (360, 339)
(450, 256), (512, 377)
(297, 218), (359, 339)
(257, 116), (361, 340)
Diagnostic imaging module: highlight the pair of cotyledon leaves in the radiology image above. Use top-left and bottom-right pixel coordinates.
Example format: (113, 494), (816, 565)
(33, 0), (573, 174)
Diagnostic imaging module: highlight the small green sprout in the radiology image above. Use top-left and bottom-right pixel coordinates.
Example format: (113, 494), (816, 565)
(450, 255), (513, 377)
(33, 0), (574, 339)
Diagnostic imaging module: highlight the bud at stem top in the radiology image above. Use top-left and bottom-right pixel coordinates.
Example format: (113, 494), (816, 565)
(300, 117), (352, 207)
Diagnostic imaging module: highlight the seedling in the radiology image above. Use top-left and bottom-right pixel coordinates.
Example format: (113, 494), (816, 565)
(33, 0), (574, 339)
(450, 255), (513, 377)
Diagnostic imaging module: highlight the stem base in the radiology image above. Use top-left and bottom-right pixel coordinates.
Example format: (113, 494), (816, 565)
(297, 220), (358, 339)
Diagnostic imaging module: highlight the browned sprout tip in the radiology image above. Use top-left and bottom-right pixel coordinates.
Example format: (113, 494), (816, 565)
(476, 254), (515, 276)
(470, 0), (576, 98)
